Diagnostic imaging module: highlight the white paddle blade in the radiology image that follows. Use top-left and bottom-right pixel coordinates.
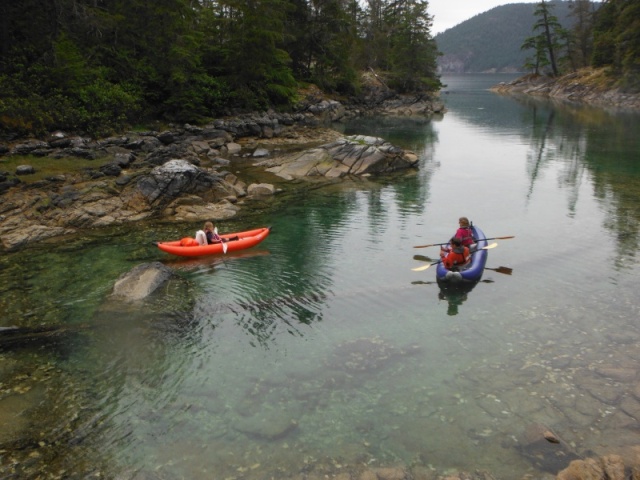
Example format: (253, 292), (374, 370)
(482, 242), (498, 250)
(412, 263), (434, 272)
(213, 226), (228, 253)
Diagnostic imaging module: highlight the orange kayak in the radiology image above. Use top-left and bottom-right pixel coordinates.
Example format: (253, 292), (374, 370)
(156, 227), (271, 257)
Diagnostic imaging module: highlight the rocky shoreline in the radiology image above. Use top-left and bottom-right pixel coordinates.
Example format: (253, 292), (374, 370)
(490, 69), (640, 110)
(0, 88), (441, 252)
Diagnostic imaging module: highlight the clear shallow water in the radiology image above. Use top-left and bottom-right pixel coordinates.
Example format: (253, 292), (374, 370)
(1, 74), (640, 479)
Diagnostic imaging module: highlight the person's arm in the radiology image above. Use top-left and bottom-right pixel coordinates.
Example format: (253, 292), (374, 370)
(207, 230), (222, 243)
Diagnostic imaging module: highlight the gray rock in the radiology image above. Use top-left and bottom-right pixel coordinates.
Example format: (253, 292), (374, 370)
(111, 262), (179, 301)
(224, 142), (242, 155)
(99, 163), (122, 177)
(157, 131), (176, 145)
(16, 165), (36, 175)
(11, 141), (48, 155)
(136, 159), (235, 206)
(252, 148), (270, 158)
(113, 152), (136, 167)
(264, 136), (418, 180)
(247, 183), (275, 196)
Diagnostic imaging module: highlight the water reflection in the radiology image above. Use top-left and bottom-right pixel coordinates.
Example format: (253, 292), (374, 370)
(2, 76), (640, 479)
(519, 99), (640, 267)
(437, 284), (475, 316)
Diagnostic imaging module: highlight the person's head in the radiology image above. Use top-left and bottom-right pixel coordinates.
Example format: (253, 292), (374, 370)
(458, 217), (470, 227)
(450, 237), (462, 247)
(204, 221), (214, 232)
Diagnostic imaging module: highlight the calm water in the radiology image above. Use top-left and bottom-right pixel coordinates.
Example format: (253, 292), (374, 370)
(1, 74), (640, 479)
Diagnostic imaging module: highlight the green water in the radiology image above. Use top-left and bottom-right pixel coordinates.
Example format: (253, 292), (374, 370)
(1, 74), (640, 479)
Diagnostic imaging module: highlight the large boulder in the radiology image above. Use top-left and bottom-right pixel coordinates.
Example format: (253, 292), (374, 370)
(261, 135), (419, 180)
(136, 159), (236, 206)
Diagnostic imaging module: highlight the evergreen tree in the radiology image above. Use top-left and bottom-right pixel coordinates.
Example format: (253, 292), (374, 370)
(521, 34), (551, 75)
(591, 0), (618, 68)
(522, 0), (568, 76)
(592, 0), (640, 87)
(567, 0), (596, 69)
(211, 0), (297, 109)
(385, 0), (440, 92)
(285, 0), (360, 93)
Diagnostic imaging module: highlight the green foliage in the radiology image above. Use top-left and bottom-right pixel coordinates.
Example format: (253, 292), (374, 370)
(566, 0), (595, 69)
(75, 80), (142, 136)
(163, 74), (232, 122)
(1, 0), (443, 136)
(384, 0), (441, 93)
(592, 0), (619, 68)
(592, 0), (640, 89)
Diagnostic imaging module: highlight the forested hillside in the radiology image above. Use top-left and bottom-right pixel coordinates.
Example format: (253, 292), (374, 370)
(1, 0), (637, 138)
(0, 0), (441, 137)
(435, 1), (573, 73)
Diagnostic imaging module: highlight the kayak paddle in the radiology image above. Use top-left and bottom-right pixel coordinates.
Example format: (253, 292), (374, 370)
(411, 243), (498, 271)
(214, 227), (228, 254)
(413, 235), (515, 249)
(485, 266), (513, 275)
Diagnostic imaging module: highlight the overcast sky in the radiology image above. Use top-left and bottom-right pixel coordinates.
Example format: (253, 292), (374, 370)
(429, 0), (540, 35)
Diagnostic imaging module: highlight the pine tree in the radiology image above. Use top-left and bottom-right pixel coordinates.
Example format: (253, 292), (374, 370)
(521, 0), (568, 76)
(385, 0), (440, 92)
(567, 0), (596, 69)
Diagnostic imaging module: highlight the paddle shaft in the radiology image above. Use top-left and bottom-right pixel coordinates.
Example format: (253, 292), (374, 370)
(413, 235), (515, 249)
(411, 243), (497, 271)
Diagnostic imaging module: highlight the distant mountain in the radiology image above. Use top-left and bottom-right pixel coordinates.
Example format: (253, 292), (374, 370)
(435, 1), (573, 73)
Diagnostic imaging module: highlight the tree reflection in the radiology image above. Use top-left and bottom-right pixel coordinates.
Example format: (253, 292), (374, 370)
(520, 98), (640, 268)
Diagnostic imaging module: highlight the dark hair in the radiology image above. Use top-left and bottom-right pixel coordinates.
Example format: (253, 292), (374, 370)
(451, 237), (462, 246)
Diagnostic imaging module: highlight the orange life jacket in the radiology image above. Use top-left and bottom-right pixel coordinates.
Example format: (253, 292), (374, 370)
(443, 246), (470, 270)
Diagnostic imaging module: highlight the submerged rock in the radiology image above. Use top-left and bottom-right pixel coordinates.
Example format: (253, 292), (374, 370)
(233, 409), (298, 440)
(518, 423), (580, 473)
(326, 336), (421, 374)
(110, 262), (181, 301)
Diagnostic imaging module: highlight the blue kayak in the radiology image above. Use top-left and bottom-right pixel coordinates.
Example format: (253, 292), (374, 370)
(436, 225), (488, 285)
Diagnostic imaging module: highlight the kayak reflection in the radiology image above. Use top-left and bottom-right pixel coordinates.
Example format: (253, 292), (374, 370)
(437, 279), (480, 316)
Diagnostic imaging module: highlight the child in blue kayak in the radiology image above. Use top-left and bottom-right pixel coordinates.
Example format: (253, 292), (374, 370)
(441, 217), (476, 254)
(453, 217), (475, 247)
(440, 237), (471, 270)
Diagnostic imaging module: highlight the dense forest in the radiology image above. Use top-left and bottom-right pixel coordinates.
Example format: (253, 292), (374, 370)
(520, 0), (639, 88)
(0, 0), (638, 138)
(0, 0), (440, 137)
